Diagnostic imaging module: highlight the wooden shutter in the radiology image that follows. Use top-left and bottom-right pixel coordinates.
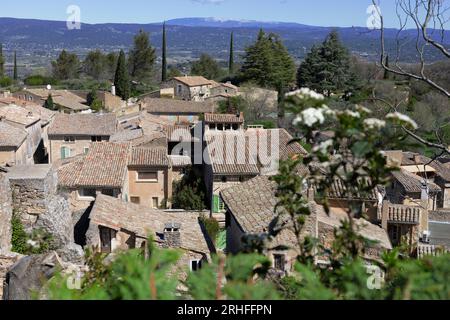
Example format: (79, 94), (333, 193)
(213, 195), (220, 213)
(61, 147), (66, 160)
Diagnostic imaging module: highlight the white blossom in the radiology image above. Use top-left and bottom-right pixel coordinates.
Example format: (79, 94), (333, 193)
(364, 118), (386, 130)
(27, 239), (38, 248)
(343, 110), (361, 118)
(286, 87), (325, 101)
(313, 139), (334, 154)
(355, 105), (372, 114)
(386, 112), (418, 130)
(293, 107), (326, 127)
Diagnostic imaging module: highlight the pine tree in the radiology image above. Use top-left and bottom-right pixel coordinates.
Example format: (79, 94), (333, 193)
(44, 94), (54, 110)
(297, 31), (358, 96)
(0, 43), (4, 78)
(240, 29), (295, 89)
(114, 50), (131, 100)
(13, 51), (18, 81)
(229, 32), (234, 74)
(128, 30), (156, 83)
(161, 22), (168, 82)
(52, 50), (80, 80)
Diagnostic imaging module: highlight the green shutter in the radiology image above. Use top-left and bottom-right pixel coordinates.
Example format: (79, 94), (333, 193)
(61, 147), (66, 160)
(213, 195), (220, 213)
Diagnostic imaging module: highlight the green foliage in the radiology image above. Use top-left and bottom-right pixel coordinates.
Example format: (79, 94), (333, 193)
(297, 31), (358, 96)
(52, 50), (80, 80)
(0, 43), (4, 77)
(167, 67), (182, 79)
(216, 230), (227, 251)
(11, 212), (54, 255)
(128, 30), (156, 83)
(240, 29), (295, 89)
(249, 120), (276, 129)
(11, 214), (27, 254)
(200, 215), (220, 246)
(86, 88), (103, 112)
(171, 167), (206, 211)
(161, 22), (168, 82)
(114, 50), (131, 101)
(229, 32), (234, 74)
(24, 75), (58, 86)
(83, 50), (117, 81)
(47, 241), (181, 300)
(191, 54), (223, 80)
(0, 76), (12, 88)
(13, 51), (18, 80)
(44, 94), (55, 111)
(186, 254), (280, 300)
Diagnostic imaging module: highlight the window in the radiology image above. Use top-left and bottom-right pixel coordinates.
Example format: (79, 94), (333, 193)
(213, 195), (225, 213)
(78, 188), (96, 199)
(225, 124), (231, 130)
(100, 227), (113, 254)
(232, 124), (239, 131)
(130, 197), (140, 204)
(60, 146), (71, 160)
(389, 225), (401, 244)
(190, 259), (202, 272)
(102, 189), (114, 197)
(91, 136), (102, 142)
(152, 197), (159, 208)
(209, 124), (216, 130)
(83, 147), (90, 155)
(273, 254), (286, 271)
(137, 171), (158, 182)
(221, 176), (228, 183)
(177, 85), (183, 95)
(217, 124), (224, 131)
(64, 136), (75, 143)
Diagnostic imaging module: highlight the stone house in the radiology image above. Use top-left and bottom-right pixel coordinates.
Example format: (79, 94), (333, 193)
(14, 89), (90, 113)
(48, 113), (117, 163)
(221, 176), (391, 272)
(86, 195), (212, 277)
(0, 105), (42, 165)
(209, 81), (239, 100)
(168, 76), (214, 102)
(384, 150), (450, 209)
(127, 148), (172, 209)
(57, 142), (132, 205)
(143, 98), (216, 124)
(0, 169), (12, 252)
(204, 131), (260, 214)
(0, 122), (28, 166)
(204, 113), (245, 132)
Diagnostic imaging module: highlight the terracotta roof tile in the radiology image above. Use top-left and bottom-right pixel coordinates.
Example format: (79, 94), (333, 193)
(173, 76), (212, 87)
(49, 113), (117, 136)
(129, 148), (169, 167)
(0, 122), (27, 148)
(143, 98), (216, 114)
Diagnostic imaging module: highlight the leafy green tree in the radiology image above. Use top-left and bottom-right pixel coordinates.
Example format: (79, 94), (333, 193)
(0, 76), (12, 88)
(114, 50), (131, 100)
(128, 30), (156, 83)
(44, 94), (55, 110)
(86, 88), (103, 112)
(167, 67), (182, 79)
(83, 50), (113, 80)
(24, 75), (58, 86)
(297, 31), (358, 96)
(13, 51), (17, 81)
(191, 54), (222, 80)
(161, 22), (168, 82)
(229, 32), (234, 74)
(240, 29), (295, 89)
(0, 43), (4, 77)
(52, 50), (80, 80)
(171, 167), (206, 211)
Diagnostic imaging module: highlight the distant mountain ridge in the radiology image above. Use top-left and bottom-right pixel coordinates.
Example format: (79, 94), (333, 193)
(0, 17), (448, 65)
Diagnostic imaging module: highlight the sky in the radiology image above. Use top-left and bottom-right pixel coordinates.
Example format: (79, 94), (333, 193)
(0, 0), (424, 28)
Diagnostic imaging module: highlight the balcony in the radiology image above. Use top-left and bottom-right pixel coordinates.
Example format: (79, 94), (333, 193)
(386, 204), (421, 225)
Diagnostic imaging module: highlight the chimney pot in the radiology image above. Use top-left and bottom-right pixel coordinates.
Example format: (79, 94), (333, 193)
(163, 222), (181, 248)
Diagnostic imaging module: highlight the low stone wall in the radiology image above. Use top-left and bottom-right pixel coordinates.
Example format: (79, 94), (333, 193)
(429, 210), (450, 223)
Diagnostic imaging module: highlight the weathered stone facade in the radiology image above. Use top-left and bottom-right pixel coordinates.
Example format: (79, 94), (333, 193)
(0, 251), (23, 300)
(6, 165), (74, 248)
(0, 172), (12, 252)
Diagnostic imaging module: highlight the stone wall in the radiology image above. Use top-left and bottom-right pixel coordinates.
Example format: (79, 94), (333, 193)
(0, 251), (23, 300)
(0, 172), (12, 252)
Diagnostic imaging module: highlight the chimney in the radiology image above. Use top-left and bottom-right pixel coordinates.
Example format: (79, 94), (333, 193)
(111, 85), (116, 96)
(414, 154), (422, 165)
(163, 222), (181, 248)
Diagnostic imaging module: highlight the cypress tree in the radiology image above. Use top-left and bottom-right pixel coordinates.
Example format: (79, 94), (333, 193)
(44, 94), (54, 110)
(0, 43), (4, 77)
(114, 50), (131, 100)
(161, 22), (168, 82)
(229, 32), (234, 74)
(13, 51), (18, 80)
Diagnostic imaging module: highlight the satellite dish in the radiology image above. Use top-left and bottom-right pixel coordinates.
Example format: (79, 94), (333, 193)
(46, 84), (52, 90)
